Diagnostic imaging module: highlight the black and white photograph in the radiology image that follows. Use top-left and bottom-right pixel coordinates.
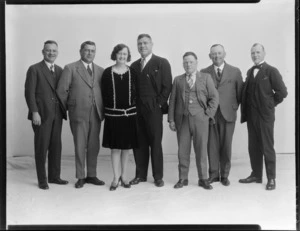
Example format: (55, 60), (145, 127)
(4, 0), (296, 229)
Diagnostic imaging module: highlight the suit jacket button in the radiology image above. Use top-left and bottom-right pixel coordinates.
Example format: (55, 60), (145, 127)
(189, 100), (193, 104)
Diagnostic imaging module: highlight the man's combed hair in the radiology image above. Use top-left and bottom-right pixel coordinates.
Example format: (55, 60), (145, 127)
(137, 34), (152, 41)
(183, 51), (198, 60)
(44, 40), (58, 47)
(252, 43), (265, 51)
(80, 41), (96, 50)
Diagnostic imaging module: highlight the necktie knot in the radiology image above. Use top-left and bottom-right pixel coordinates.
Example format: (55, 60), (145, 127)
(50, 65), (55, 77)
(87, 65), (92, 77)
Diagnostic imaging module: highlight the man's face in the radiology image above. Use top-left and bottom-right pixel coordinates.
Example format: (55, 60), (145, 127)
(137, 37), (153, 58)
(42, 43), (58, 64)
(183, 55), (198, 74)
(251, 45), (265, 65)
(80, 44), (96, 64)
(209, 45), (226, 67)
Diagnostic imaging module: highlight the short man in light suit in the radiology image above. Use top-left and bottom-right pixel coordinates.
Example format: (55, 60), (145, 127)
(201, 44), (243, 186)
(168, 52), (219, 190)
(57, 41), (105, 188)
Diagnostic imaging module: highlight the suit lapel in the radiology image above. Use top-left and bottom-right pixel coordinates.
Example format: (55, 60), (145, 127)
(77, 60), (92, 88)
(208, 65), (218, 87)
(219, 63), (229, 85)
(179, 74), (186, 103)
(40, 61), (55, 90)
(255, 62), (266, 81)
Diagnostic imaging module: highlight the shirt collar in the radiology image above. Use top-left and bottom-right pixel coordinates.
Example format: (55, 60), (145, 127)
(186, 71), (197, 79)
(141, 53), (153, 65)
(214, 62), (225, 73)
(44, 60), (55, 70)
(254, 61), (265, 67)
(81, 60), (93, 70)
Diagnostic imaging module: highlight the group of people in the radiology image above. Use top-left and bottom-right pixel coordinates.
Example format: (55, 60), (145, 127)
(24, 33), (288, 192)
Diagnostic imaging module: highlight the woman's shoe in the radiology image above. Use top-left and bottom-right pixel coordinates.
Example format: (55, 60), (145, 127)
(109, 179), (120, 191)
(120, 177), (131, 188)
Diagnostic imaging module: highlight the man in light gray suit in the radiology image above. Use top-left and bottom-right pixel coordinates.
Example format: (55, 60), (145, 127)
(168, 52), (219, 190)
(201, 44), (243, 186)
(57, 41), (105, 188)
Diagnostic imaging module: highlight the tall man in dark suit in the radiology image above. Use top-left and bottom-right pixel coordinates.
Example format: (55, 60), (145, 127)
(129, 34), (172, 187)
(57, 41), (105, 189)
(168, 52), (219, 190)
(239, 43), (288, 190)
(25, 40), (68, 190)
(201, 44), (243, 186)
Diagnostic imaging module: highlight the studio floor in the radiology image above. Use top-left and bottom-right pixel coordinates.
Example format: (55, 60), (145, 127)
(6, 153), (296, 230)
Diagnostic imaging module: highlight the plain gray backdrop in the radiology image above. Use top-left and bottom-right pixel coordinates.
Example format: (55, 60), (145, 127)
(6, 0), (295, 158)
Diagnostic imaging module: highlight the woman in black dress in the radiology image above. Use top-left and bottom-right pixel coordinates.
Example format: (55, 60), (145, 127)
(102, 44), (138, 191)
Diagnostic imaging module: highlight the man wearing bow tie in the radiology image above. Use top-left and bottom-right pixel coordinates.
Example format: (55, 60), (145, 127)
(239, 43), (288, 190)
(168, 52), (219, 190)
(201, 44), (243, 187)
(129, 34), (172, 187)
(57, 41), (105, 189)
(25, 40), (68, 190)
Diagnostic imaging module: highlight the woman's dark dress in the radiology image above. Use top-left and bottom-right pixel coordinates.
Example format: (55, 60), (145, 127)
(102, 66), (138, 149)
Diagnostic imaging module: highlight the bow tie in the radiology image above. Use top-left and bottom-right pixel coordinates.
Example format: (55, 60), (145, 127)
(253, 64), (262, 69)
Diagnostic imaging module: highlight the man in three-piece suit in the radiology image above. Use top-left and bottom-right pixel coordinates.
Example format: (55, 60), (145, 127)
(56, 41), (105, 189)
(201, 44), (243, 186)
(239, 43), (288, 190)
(168, 52), (219, 190)
(129, 34), (172, 187)
(25, 40), (68, 190)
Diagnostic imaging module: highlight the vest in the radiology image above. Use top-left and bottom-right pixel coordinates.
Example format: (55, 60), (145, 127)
(184, 81), (204, 116)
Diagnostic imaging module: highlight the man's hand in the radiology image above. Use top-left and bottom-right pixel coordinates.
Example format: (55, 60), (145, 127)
(169, 121), (176, 132)
(32, 112), (41, 126)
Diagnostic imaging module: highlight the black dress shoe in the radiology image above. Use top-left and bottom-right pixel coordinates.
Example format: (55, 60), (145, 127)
(266, 179), (276, 190)
(129, 177), (147, 185)
(198, 179), (213, 190)
(48, 178), (69, 185)
(38, 182), (49, 190)
(120, 177), (131, 188)
(221, 178), (230, 186)
(239, 176), (262, 184)
(174, 179), (188, 189)
(208, 177), (220, 184)
(85, 177), (105, 185)
(154, 179), (164, 187)
(75, 179), (85, 188)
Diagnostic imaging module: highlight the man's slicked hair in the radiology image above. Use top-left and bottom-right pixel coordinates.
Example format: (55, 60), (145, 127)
(183, 51), (198, 60)
(252, 43), (265, 52)
(80, 41), (96, 50)
(43, 40), (58, 48)
(137, 34), (152, 41)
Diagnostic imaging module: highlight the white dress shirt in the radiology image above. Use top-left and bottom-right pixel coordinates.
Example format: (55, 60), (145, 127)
(253, 61), (265, 78)
(214, 62), (225, 76)
(81, 60), (93, 74)
(44, 60), (55, 72)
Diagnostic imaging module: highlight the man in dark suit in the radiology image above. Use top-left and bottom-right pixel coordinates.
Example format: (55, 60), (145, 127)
(201, 44), (243, 186)
(239, 43), (288, 190)
(129, 34), (172, 187)
(25, 40), (68, 190)
(168, 52), (219, 190)
(56, 41), (105, 189)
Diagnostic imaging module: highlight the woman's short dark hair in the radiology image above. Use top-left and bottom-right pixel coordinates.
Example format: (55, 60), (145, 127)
(111, 44), (131, 62)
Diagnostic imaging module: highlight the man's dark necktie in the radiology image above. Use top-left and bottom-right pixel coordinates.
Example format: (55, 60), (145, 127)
(87, 65), (93, 77)
(50, 65), (55, 78)
(217, 68), (222, 78)
(140, 58), (145, 72)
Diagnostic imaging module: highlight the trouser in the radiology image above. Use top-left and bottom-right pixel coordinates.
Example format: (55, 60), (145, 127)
(208, 108), (235, 179)
(247, 108), (276, 179)
(70, 106), (101, 179)
(177, 114), (209, 180)
(133, 103), (163, 180)
(32, 112), (63, 184)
